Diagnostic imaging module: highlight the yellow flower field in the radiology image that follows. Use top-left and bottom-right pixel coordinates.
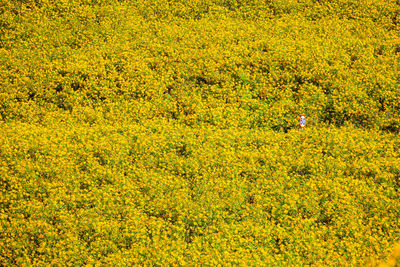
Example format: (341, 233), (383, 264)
(1, 0), (400, 265)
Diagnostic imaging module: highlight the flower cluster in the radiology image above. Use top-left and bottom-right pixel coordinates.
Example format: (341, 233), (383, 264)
(1, 0), (400, 265)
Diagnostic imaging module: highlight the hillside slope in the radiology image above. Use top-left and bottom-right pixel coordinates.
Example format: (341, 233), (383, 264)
(1, 0), (400, 265)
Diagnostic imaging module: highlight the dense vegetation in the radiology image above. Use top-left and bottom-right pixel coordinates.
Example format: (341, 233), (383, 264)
(1, 0), (400, 265)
